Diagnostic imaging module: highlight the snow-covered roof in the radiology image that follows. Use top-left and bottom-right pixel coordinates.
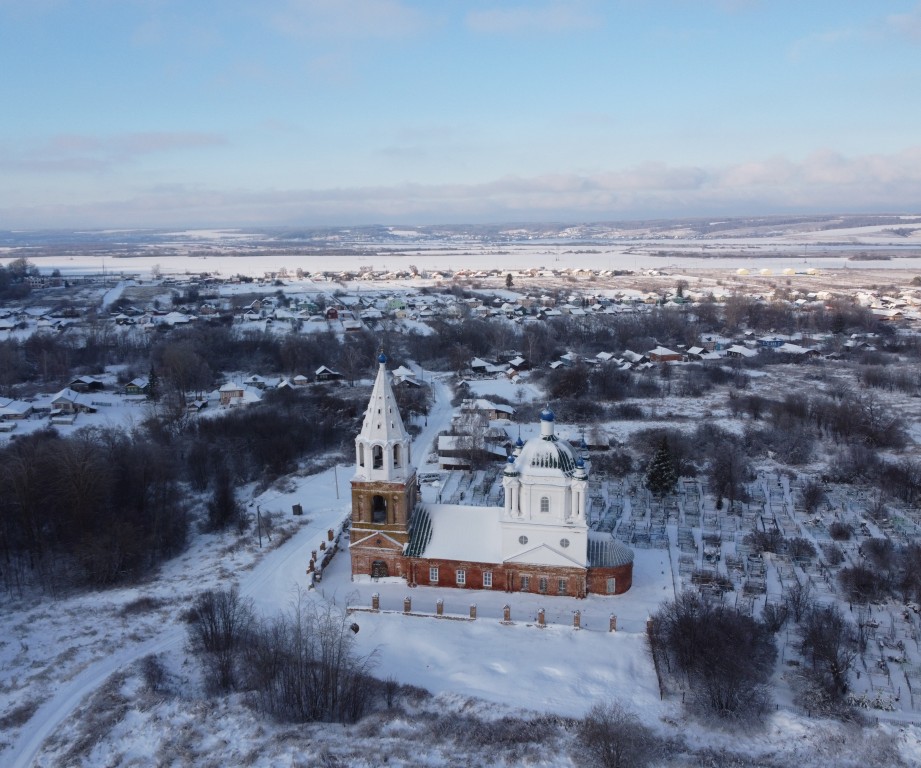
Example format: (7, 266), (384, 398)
(726, 345), (757, 358)
(419, 504), (502, 562)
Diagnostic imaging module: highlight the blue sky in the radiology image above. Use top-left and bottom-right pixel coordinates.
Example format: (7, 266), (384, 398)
(2, 0), (921, 228)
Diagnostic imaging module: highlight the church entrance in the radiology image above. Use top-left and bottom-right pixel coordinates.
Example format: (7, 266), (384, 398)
(372, 495), (387, 523)
(371, 560), (389, 578)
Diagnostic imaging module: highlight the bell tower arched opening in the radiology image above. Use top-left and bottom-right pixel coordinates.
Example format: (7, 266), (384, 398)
(372, 494), (388, 524)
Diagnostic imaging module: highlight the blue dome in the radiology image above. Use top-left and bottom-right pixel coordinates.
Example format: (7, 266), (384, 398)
(515, 437), (524, 447)
(378, 352), (388, 364)
(540, 408), (555, 422)
(507, 455), (515, 464)
(576, 456), (585, 468)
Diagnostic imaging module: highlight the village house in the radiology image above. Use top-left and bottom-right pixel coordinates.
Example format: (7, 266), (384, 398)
(125, 377), (150, 396)
(646, 346), (682, 363)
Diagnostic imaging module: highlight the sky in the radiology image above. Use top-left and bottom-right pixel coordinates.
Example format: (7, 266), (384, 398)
(2, 0), (921, 229)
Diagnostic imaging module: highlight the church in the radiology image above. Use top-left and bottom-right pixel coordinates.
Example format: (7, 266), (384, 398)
(349, 354), (634, 597)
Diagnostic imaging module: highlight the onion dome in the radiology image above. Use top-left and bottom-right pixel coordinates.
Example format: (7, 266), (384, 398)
(518, 430), (579, 477)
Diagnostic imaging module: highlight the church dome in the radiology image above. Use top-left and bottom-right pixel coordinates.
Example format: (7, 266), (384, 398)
(516, 425), (579, 477)
(587, 534), (634, 568)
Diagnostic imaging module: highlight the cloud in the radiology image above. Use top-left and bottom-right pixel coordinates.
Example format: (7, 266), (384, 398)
(465, 1), (601, 35)
(4, 146), (921, 228)
(790, 3), (921, 60)
(0, 132), (227, 174)
(886, 3), (921, 43)
(270, 0), (430, 41)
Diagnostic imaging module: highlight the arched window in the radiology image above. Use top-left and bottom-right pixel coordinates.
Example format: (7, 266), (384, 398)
(540, 496), (550, 514)
(372, 445), (383, 469)
(372, 495), (387, 523)
(358, 444), (365, 467)
(393, 444), (401, 468)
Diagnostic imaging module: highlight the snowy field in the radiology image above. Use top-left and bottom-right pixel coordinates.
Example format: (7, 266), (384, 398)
(3, 221), (921, 280)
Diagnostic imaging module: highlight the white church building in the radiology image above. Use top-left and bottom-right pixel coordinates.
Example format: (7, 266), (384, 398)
(349, 354), (634, 597)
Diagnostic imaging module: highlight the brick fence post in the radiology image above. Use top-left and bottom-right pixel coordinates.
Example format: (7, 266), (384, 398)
(469, 604), (477, 620)
(573, 610), (581, 629)
(403, 596), (412, 614)
(436, 599), (444, 616)
(537, 608), (545, 627)
(371, 593), (380, 611)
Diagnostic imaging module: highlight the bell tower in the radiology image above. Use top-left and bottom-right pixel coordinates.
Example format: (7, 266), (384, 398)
(349, 353), (417, 579)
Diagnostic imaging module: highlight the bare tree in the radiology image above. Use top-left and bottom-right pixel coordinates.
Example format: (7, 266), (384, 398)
(187, 587), (255, 692)
(799, 478), (825, 515)
(575, 701), (660, 768)
(650, 591), (775, 718)
(784, 580), (814, 623)
(798, 604), (857, 699)
(244, 593), (377, 723)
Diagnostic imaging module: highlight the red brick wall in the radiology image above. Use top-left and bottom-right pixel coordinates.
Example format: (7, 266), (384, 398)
(586, 562), (633, 595)
(350, 553), (633, 597)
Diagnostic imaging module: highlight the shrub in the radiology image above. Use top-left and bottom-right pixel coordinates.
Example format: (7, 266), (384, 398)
(186, 587), (255, 692)
(822, 543), (844, 566)
(786, 537), (817, 561)
(575, 701), (660, 768)
(828, 522), (852, 541)
(838, 565), (888, 603)
(798, 604), (857, 699)
(650, 591), (775, 718)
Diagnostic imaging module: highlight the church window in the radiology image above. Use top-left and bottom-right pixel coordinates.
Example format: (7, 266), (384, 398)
(520, 575), (530, 592)
(606, 577), (617, 595)
(429, 566), (439, 583)
(482, 571), (493, 588)
(371, 560), (388, 578)
(358, 444), (365, 467)
(393, 444), (401, 468)
(539, 576), (548, 594)
(456, 569), (466, 586)
(518, 535), (528, 545)
(557, 578), (567, 595)
(540, 496), (550, 513)
(372, 495), (387, 523)
(559, 538), (570, 548)
(372, 445), (383, 469)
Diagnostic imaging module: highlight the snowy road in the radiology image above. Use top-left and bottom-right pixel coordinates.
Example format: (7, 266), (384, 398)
(6, 498), (335, 768)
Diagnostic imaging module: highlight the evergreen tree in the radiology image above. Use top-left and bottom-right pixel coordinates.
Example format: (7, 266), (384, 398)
(148, 365), (160, 402)
(644, 437), (678, 498)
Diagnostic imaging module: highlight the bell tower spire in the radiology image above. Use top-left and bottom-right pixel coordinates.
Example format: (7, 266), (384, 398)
(354, 352), (412, 481)
(349, 353), (417, 581)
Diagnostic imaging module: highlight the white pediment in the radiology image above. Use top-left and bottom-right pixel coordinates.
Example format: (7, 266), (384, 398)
(349, 532), (405, 552)
(503, 543), (584, 568)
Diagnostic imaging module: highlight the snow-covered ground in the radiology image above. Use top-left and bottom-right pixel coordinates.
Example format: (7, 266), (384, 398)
(2, 359), (920, 766)
(4, 220), (921, 280)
